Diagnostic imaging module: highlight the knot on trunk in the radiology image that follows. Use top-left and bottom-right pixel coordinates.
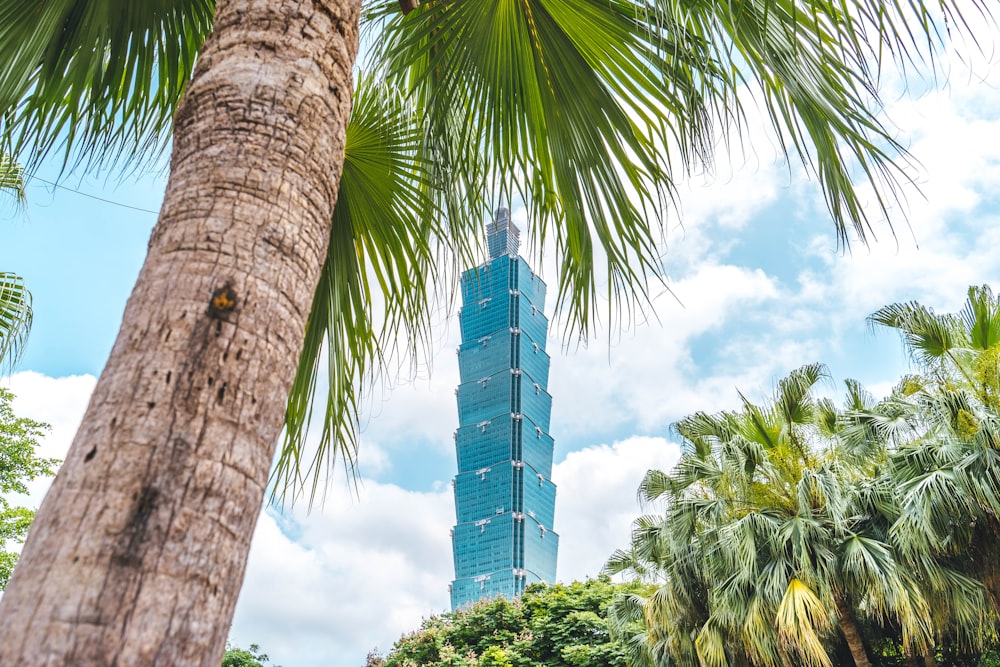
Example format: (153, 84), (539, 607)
(208, 283), (238, 318)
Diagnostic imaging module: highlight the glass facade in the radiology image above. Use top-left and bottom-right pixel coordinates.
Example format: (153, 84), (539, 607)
(449, 208), (559, 610)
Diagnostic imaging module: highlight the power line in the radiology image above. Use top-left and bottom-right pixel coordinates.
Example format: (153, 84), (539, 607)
(28, 176), (160, 215)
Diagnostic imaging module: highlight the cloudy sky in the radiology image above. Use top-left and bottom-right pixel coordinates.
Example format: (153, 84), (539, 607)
(3, 21), (1000, 667)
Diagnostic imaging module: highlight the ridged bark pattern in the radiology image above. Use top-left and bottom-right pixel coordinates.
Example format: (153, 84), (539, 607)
(0, 0), (360, 664)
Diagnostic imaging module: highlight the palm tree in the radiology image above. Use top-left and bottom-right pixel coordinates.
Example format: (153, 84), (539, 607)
(0, 1), (993, 664)
(835, 378), (993, 664)
(873, 286), (1000, 613)
(607, 366), (951, 667)
(0, 154), (31, 372)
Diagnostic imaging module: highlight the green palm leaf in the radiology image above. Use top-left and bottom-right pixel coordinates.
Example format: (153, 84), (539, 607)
(0, 0), (214, 170)
(270, 72), (476, 505)
(0, 273), (32, 373)
(371, 0), (994, 343)
(961, 284), (1000, 351)
(372, 0), (713, 337)
(694, 617), (728, 667)
(869, 301), (965, 365)
(0, 153), (26, 205)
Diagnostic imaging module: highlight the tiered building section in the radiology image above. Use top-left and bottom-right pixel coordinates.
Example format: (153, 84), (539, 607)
(449, 208), (559, 610)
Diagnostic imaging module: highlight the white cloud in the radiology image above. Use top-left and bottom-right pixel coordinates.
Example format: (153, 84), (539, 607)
(794, 39), (1000, 319)
(552, 436), (682, 583)
(231, 481), (454, 666)
(547, 261), (780, 441)
(2, 371), (95, 501)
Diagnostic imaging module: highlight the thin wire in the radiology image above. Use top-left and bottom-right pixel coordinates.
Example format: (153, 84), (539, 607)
(28, 176), (160, 215)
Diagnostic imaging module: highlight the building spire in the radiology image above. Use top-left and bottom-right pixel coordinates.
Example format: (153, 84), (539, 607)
(486, 206), (520, 259)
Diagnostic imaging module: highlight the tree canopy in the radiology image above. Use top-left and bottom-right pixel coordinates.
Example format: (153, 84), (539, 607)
(0, 388), (57, 588)
(607, 286), (1000, 666)
(374, 578), (653, 667)
(221, 642), (277, 667)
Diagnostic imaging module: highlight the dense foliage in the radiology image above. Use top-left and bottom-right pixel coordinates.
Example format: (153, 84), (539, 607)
(0, 388), (56, 588)
(606, 286), (1000, 666)
(372, 578), (652, 667)
(221, 642), (279, 667)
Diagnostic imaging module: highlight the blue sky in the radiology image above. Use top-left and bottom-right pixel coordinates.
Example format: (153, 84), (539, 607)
(3, 28), (1000, 667)
(1, 168), (163, 375)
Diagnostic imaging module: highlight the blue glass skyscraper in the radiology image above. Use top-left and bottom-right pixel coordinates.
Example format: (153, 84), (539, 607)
(449, 208), (559, 610)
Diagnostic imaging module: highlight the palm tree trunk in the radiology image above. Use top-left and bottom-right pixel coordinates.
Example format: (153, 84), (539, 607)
(0, 0), (360, 664)
(904, 647), (937, 667)
(833, 592), (872, 667)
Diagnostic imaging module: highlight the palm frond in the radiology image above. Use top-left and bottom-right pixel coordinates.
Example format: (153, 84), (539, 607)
(0, 153), (26, 205)
(843, 378), (875, 412)
(270, 73), (472, 506)
(961, 284), (1000, 351)
(0, 272), (32, 373)
(607, 591), (649, 634)
(740, 594), (785, 667)
(892, 465), (971, 555)
(673, 410), (735, 458)
(775, 363), (829, 427)
(775, 578), (833, 667)
(694, 618), (729, 667)
(869, 301), (965, 365)
(371, 0), (995, 335)
(370, 0), (726, 338)
(841, 535), (889, 593)
(931, 566), (992, 648)
(638, 468), (673, 503)
(0, 0), (214, 171)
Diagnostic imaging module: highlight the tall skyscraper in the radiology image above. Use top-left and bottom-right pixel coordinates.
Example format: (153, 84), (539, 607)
(449, 208), (559, 610)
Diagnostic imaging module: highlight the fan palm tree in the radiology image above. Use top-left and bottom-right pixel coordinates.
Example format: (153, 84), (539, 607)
(873, 286), (1000, 612)
(0, 154), (31, 373)
(835, 378), (994, 663)
(606, 366), (953, 667)
(0, 1), (993, 664)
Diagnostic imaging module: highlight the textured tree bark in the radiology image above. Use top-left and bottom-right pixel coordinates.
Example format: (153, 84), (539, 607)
(834, 592), (872, 667)
(0, 0), (359, 664)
